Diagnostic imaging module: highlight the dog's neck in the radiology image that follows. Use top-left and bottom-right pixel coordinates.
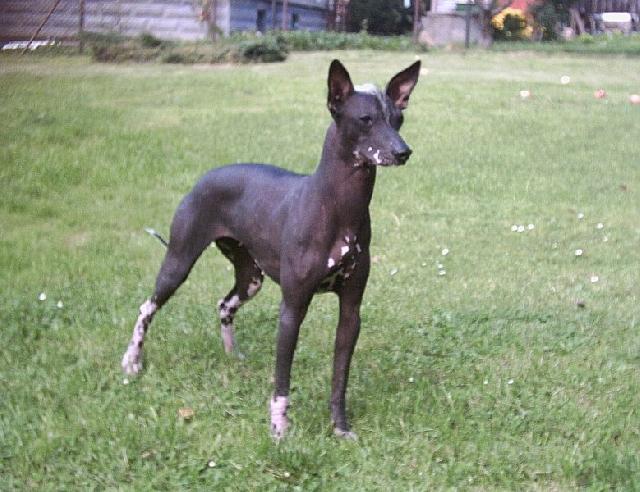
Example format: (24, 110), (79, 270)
(311, 122), (376, 224)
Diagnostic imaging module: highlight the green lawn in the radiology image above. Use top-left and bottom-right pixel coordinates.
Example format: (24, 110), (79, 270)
(1, 50), (639, 489)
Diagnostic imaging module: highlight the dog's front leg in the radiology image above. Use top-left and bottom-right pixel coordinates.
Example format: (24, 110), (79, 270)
(331, 253), (369, 439)
(271, 294), (311, 439)
(330, 294), (362, 439)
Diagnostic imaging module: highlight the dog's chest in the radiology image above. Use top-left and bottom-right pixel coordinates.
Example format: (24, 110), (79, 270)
(317, 235), (362, 293)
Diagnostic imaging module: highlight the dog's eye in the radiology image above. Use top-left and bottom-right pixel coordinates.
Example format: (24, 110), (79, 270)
(359, 115), (373, 126)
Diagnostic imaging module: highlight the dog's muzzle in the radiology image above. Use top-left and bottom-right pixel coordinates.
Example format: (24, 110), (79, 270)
(393, 148), (412, 165)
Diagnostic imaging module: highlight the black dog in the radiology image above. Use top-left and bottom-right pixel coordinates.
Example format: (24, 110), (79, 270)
(122, 59), (420, 439)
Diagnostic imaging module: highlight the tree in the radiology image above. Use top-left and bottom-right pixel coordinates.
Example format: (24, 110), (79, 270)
(347, 0), (413, 35)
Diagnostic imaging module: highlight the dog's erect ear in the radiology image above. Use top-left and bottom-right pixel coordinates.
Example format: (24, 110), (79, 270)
(386, 61), (421, 111)
(327, 59), (354, 116)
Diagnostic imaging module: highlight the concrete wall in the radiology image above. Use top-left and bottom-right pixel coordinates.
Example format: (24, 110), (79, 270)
(421, 13), (490, 46)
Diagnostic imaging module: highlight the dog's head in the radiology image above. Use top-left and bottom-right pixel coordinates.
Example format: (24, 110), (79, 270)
(327, 59), (420, 167)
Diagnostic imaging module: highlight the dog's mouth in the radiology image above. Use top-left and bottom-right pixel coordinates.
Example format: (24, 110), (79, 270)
(352, 149), (411, 167)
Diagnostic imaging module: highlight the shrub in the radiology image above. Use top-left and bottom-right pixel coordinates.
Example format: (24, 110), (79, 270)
(138, 32), (164, 48)
(237, 35), (288, 63)
(492, 8), (533, 41)
(268, 31), (423, 52)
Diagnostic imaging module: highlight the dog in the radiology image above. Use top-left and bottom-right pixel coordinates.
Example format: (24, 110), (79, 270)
(121, 59), (420, 439)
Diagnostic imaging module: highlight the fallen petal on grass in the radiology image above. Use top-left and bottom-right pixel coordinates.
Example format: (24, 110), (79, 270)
(178, 407), (195, 420)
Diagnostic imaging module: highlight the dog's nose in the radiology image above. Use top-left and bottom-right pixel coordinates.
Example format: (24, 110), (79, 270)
(393, 148), (412, 164)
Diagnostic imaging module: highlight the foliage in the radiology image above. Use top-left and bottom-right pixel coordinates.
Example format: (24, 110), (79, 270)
(492, 32), (640, 55)
(82, 31), (423, 64)
(237, 35), (288, 62)
(83, 31), (287, 64)
(347, 0), (413, 35)
(491, 8), (532, 41)
(530, 1), (561, 41)
(270, 30), (423, 51)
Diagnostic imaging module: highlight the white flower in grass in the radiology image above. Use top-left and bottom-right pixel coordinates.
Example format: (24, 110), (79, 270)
(38, 292), (47, 301)
(519, 90), (531, 100)
(57, 300), (64, 309)
(408, 377), (415, 383)
(123, 378), (129, 385)
(596, 222), (604, 229)
(577, 212), (585, 220)
(208, 460), (217, 468)
(511, 225), (518, 232)
(560, 75), (571, 85)
(441, 248), (449, 256)
(507, 379), (514, 385)
(438, 270), (447, 276)
(575, 249), (583, 257)
(528, 224), (535, 230)
(590, 275), (599, 283)
(517, 225), (525, 233)
(284, 472), (291, 478)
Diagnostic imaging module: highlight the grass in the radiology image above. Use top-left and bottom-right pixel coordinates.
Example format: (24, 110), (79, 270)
(1, 50), (640, 489)
(492, 32), (640, 56)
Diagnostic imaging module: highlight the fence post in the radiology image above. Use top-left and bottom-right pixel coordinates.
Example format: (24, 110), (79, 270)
(78, 0), (85, 53)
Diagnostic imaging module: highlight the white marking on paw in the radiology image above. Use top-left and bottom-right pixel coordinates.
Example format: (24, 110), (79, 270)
(341, 245), (350, 256)
(327, 258), (335, 268)
(219, 295), (241, 319)
(270, 395), (290, 440)
(373, 149), (382, 165)
(121, 299), (157, 375)
(334, 428), (358, 440)
(221, 322), (235, 354)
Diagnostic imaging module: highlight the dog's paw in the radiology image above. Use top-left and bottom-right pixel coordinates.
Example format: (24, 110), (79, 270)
(270, 395), (290, 440)
(121, 350), (142, 375)
(333, 427), (358, 440)
(271, 419), (290, 441)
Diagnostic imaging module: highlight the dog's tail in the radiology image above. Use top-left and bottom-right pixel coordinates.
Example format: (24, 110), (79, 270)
(144, 227), (168, 248)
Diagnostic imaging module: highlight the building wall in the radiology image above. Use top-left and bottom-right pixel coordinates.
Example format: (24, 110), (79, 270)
(229, 0), (327, 33)
(0, 0), (328, 43)
(0, 0), (208, 41)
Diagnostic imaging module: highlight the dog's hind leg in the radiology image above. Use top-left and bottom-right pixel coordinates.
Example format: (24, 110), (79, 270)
(121, 209), (211, 375)
(215, 238), (264, 355)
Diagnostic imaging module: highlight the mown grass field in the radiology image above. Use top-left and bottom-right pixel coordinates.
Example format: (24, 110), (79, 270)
(1, 50), (639, 489)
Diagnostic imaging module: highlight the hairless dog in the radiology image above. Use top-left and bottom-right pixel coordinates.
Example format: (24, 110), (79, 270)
(122, 59), (420, 439)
